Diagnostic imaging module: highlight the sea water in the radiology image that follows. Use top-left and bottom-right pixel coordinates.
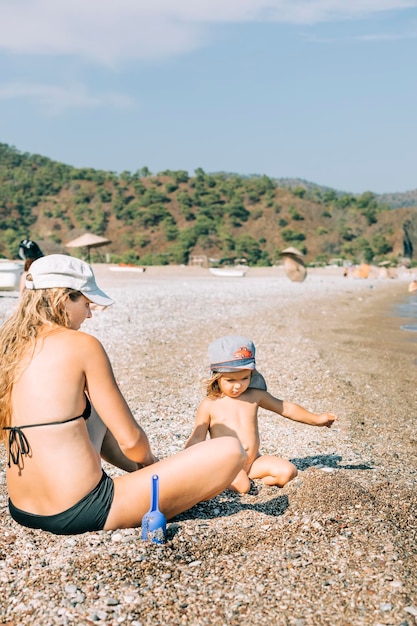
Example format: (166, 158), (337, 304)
(397, 295), (417, 333)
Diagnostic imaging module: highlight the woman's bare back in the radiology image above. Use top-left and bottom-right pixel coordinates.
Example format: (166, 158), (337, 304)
(8, 328), (106, 513)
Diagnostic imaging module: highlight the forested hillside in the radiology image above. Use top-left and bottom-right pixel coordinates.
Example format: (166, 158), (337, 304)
(1, 143), (416, 266)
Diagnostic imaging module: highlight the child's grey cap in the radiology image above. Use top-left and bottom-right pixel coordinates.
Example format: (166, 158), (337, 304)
(249, 370), (267, 391)
(209, 335), (256, 371)
(209, 335), (267, 390)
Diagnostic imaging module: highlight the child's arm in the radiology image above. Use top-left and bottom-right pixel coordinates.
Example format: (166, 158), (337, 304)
(258, 392), (337, 428)
(184, 399), (211, 448)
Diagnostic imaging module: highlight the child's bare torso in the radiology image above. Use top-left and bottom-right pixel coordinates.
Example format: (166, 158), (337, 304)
(207, 391), (260, 466)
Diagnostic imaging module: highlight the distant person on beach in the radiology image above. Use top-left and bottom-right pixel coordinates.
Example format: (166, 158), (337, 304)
(18, 239), (44, 262)
(408, 279), (417, 294)
(18, 239), (44, 295)
(185, 335), (337, 494)
(0, 255), (246, 535)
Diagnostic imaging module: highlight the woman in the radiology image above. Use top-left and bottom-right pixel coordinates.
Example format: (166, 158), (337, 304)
(0, 254), (245, 535)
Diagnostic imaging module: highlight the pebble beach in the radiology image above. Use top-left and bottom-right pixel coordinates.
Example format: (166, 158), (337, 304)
(0, 264), (416, 626)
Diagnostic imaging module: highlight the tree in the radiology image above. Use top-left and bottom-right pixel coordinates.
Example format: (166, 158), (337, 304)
(139, 166), (152, 178)
(234, 234), (266, 265)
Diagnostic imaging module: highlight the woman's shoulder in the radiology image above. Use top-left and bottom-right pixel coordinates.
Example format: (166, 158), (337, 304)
(45, 327), (104, 351)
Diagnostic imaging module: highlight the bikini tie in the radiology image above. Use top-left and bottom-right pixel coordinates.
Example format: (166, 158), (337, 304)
(4, 427), (31, 468)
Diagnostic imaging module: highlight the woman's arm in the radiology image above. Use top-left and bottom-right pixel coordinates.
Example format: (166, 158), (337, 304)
(80, 333), (157, 466)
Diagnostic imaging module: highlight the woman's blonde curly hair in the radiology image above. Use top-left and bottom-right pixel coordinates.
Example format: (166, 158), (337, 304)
(0, 285), (82, 440)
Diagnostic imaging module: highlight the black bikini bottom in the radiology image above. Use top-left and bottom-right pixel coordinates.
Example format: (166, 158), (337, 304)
(8, 470), (114, 535)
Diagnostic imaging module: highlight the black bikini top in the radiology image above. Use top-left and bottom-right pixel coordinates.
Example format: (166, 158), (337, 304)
(2, 396), (91, 468)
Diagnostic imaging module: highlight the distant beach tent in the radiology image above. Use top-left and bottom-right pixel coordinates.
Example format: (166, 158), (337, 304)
(358, 263), (370, 278)
(352, 263), (371, 279)
(65, 233), (111, 263)
(280, 247), (307, 283)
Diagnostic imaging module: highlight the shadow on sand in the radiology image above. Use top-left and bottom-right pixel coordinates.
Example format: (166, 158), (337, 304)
(173, 493), (289, 525)
(289, 453), (373, 471)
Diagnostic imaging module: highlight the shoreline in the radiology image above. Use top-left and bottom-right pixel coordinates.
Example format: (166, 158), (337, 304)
(0, 268), (416, 625)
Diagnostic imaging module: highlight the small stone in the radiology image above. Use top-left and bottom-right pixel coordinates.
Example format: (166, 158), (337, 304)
(390, 580), (403, 588)
(404, 606), (417, 617)
(111, 532), (123, 542)
(65, 538), (77, 547)
(123, 595), (136, 603)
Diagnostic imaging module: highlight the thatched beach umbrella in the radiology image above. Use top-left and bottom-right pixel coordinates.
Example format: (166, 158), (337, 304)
(65, 233), (111, 263)
(280, 247), (307, 282)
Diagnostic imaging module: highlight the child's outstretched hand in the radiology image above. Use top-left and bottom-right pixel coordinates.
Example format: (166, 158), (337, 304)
(316, 412), (338, 428)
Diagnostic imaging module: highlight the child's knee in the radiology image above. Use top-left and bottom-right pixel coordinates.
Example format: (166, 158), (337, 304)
(230, 482), (250, 494)
(231, 470), (251, 494)
(282, 463), (298, 486)
(289, 464), (298, 481)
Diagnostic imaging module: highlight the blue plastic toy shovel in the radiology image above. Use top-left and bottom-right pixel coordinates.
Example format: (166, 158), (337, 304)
(141, 474), (167, 544)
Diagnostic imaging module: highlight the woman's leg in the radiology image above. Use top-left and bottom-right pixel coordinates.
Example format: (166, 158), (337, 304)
(104, 437), (246, 530)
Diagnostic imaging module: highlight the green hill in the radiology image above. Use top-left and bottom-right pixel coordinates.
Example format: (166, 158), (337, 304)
(1, 142), (416, 266)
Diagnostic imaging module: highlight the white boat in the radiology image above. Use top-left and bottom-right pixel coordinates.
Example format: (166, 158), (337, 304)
(0, 260), (23, 291)
(109, 265), (146, 273)
(209, 266), (248, 277)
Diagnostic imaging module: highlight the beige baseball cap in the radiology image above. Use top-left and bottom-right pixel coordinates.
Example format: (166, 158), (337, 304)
(25, 254), (114, 307)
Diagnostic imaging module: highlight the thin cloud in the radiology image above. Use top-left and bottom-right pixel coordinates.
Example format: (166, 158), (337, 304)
(304, 26), (417, 44)
(0, 0), (416, 63)
(0, 82), (135, 114)
(358, 29), (417, 41)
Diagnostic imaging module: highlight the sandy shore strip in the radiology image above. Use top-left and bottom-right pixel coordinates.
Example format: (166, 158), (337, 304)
(0, 266), (416, 626)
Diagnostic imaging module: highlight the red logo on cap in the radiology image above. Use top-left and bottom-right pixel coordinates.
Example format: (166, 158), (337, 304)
(233, 346), (253, 360)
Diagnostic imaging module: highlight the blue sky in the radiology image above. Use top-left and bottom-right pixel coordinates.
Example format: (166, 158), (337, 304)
(0, 1), (416, 194)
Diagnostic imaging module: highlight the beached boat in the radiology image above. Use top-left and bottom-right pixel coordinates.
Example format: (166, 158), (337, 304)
(109, 265), (146, 273)
(209, 266), (248, 277)
(0, 260), (23, 291)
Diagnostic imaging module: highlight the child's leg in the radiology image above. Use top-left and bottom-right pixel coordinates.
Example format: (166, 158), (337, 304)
(248, 455), (297, 487)
(229, 469), (251, 494)
(104, 437), (246, 530)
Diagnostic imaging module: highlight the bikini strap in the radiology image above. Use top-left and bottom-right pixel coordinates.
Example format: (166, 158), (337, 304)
(3, 396), (91, 468)
(3, 395), (91, 432)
